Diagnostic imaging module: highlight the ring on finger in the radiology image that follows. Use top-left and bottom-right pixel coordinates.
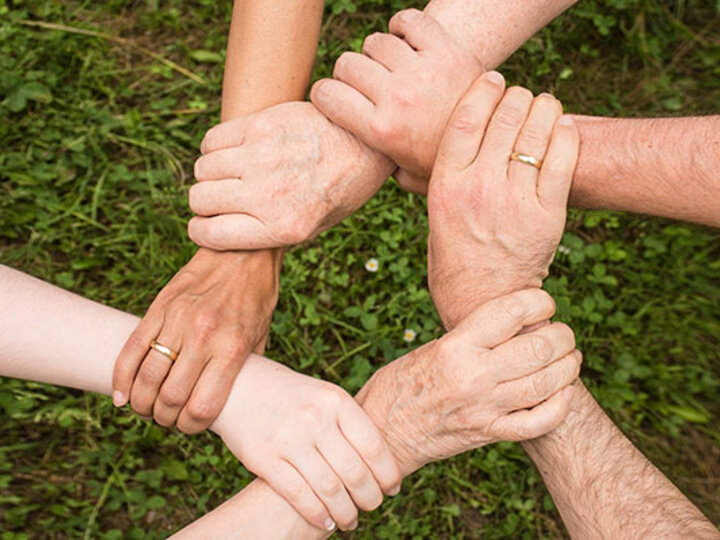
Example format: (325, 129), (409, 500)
(510, 151), (543, 170)
(150, 340), (179, 362)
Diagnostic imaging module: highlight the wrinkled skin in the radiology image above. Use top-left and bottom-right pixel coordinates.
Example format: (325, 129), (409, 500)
(356, 289), (580, 475)
(311, 8), (482, 195)
(188, 101), (394, 251)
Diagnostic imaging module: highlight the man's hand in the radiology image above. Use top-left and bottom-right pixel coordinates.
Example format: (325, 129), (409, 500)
(311, 9), (482, 195)
(211, 355), (402, 532)
(187, 101), (394, 251)
(112, 248), (280, 433)
(427, 75), (580, 329)
(356, 289), (580, 476)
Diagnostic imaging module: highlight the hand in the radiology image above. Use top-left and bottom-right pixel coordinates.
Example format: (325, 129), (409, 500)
(356, 289), (580, 475)
(211, 355), (402, 532)
(112, 248), (280, 433)
(427, 75), (580, 329)
(187, 101), (394, 251)
(311, 9), (482, 195)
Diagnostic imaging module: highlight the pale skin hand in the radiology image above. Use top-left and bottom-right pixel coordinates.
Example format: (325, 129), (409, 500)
(427, 73), (579, 327)
(186, 1), (578, 251)
(0, 265), (401, 533)
(188, 102), (394, 250)
(0, 268), (579, 538)
(174, 288), (580, 538)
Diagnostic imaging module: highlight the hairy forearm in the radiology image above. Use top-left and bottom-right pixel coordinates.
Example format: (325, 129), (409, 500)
(524, 382), (719, 538)
(570, 115), (720, 227)
(424, 0), (577, 67)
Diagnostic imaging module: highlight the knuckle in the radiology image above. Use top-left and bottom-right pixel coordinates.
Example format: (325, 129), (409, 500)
(493, 105), (525, 129)
(552, 322), (576, 349)
(297, 403), (326, 427)
(158, 383), (190, 409)
(369, 115), (397, 141)
(450, 105), (484, 133)
(363, 436), (387, 460)
(498, 294), (527, 320)
(530, 334), (553, 364)
(344, 463), (368, 488)
(362, 32), (383, 53)
(333, 52), (352, 78)
(389, 87), (418, 109)
(530, 370), (551, 401)
(521, 122), (548, 145)
(194, 311), (220, 337)
(186, 398), (219, 423)
(320, 476), (343, 497)
(138, 360), (168, 386)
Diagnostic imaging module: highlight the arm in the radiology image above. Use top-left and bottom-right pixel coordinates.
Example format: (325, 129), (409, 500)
(570, 115), (720, 228)
(186, 0), (579, 250)
(525, 382), (720, 539)
(425, 79), (718, 537)
(112, 0), (324, 433)
(0, 265), (578, 537)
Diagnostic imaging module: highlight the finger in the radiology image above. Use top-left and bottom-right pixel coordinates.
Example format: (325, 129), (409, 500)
(434, 71), (506, 172)
(194, 147), (246, 181)
(310, 79), (375, 144)
(333, 51), (390, 103)
(112, 312), (163, 406)
(362, 32), (417, 70)
(338, 403), (402, 496)
(188, 214), (276, 251)
(152, 345), (211, 427)
(262, 460), (336, 532)
(200, 116), (249, 154)
(291, 450), (359, 531)
(129, 329), (180, 417)
(317, 431), (384, 512)
(497, 350), (582, 411)
(508, 93), (562, 202)
(176, 350), (248, 434)
(537, 115), (580, 211)
(491, 322), (576, 383)
(476, 86), (534, 174)
(493, 385), (575, 441)
(452, 289), (557, 350)
(388, 9), (451, 52)
(189, 179), (246, 217)
(394, 169), (428, 196)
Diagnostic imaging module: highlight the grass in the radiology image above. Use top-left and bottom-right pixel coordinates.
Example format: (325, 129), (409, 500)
(1, 0), (719, 538)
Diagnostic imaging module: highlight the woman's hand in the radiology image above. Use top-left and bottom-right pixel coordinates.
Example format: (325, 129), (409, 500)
(187, 101), (394, 251)
(357, 289), (580, 475)
(311, 9), (482, 195)
(112, 248), (280, 434)
(427, 74), (580, 329)
(211, 356), (402, 532)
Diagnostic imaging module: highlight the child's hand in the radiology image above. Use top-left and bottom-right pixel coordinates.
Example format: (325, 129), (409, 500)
(211, 356), (402, 532)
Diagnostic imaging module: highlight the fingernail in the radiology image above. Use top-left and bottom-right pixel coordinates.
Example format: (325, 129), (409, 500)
(389, 485), (401, 496)
(324, 518), (336, 531)
(313, 80), (329, 99)
(562, 386), (575, 400)
(112, 391), (126, 407)
(485, 71), (505, 85)
(558, 115), (574, 126)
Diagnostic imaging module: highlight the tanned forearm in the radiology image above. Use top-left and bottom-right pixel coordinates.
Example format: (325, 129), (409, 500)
(570, 115), (720, 227)
(524, 382), (719, 538)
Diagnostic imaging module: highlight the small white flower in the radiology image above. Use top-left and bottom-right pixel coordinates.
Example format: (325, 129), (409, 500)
(365, 258), (379, 272)
(557, 245), (571, 255)
(403, 328), (417, 343)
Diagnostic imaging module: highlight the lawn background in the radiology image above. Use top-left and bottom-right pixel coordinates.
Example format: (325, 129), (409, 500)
(0, 0), (719, 538)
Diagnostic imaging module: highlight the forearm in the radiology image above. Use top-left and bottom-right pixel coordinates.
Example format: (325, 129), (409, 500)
(424, 0), (577, 67)
(523, 381), (719, 538)
(570, 115), (720, 227)
(221, 0), (323, 120)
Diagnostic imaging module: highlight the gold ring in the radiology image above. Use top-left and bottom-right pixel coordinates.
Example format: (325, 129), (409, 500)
(510, 152), (543, 170)
(150, 340), (179, 362)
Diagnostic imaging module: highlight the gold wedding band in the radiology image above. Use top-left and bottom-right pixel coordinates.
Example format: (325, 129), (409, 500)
(510, 152), (543, 170)
(150, 340), (179, 362)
